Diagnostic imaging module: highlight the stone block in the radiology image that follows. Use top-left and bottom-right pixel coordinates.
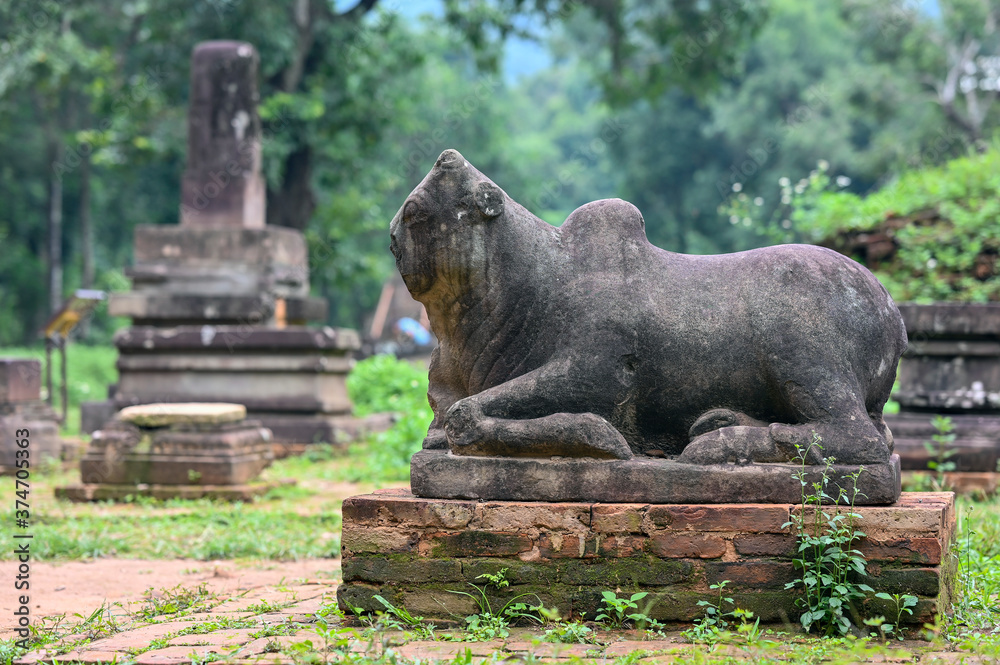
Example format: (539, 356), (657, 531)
(117, 402), (246, 428)
(0, 403), (61, 470)
(80, 400), (118, 435)
(411, 449), (902, 505)
(78, 414), (273, 487)
(0, 358), (41, 402)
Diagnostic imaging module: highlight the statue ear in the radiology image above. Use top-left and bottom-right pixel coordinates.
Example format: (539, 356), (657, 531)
(475, 182), (504, 219)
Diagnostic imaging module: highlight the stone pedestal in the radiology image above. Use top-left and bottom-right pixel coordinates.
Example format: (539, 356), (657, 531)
(60, 403), (276, 501)
(887, 303), (1000, 477)
(410, 450), (902, 505)
(0, 359), (61, 471)
(338, 489), (956, 624)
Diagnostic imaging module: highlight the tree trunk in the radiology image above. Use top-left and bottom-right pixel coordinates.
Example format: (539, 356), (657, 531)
(48, 138), (64, 314)
(267, 145), (316, 230)
(80, 152), (93, 289)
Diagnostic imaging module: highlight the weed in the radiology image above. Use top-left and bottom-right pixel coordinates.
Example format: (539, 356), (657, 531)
(783, 434), (874, 636)
(541, 619), (595, 644)
(372, 595), (437, 639)
(594, 590), (650, 629)
(681, 581), (736, 643)
(72, 602), (124, 639)
(924, 415), (957, 491)
(245, 599), (290, 614)
(138, 583), (217, 619)
(447, 568), (543, 640)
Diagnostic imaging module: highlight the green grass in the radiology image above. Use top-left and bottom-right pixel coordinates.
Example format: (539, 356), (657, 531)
(1, 453), (403, 562)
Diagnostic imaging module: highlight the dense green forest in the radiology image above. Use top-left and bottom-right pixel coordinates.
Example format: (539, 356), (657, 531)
(2, 0), (999, 346)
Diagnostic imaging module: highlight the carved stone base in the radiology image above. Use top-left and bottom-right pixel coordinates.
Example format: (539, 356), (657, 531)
(79, 410), (273, 486)
(410, 450), (902, 505)
(338, 489), (955, 623)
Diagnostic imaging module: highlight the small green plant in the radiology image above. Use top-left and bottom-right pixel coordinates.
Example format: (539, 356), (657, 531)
(372, 595), (437, 640)
(72, 603), (123, 640)
(865, 592), (917, 640)
(924, 415), (957, 491)
(541, 620), (595, 644)
(783, 434), (874, 636)
(681, 581), (736, 643)
(138, 583), (217, 619)
(594, 590), (651, 629)
(447, 568), (542, 641)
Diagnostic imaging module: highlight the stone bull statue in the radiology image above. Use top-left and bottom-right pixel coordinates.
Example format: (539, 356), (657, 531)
(389, 149), (907, 467)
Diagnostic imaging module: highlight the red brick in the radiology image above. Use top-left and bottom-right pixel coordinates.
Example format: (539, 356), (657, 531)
(734, 533), (798, 557)
(647, 532), (726, 559)
(537, 533), (598, 559)
(424, 530), (532, 557)
(645, 504), (790, 532)
(476, 502), (590, 531)
(591, 504), (647, 533)
(340, 526), (419, 555)
(596, 534), (648, 557)
(789, 501), (946, 536)
(858, 537), (943, 564)
(342, 493), (476, 529)
(707, 561), (797, 589)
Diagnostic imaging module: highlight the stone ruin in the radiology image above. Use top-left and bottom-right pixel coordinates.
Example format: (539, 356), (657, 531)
(0, 359), (60, 471)
(887, 303), (1000, 491)
(83, 41), (386, 451)
(60, 402), (276, 501)
(339, 149), (956, 624)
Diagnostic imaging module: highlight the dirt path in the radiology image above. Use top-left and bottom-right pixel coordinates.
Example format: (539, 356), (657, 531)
(0, 557), (339, 635)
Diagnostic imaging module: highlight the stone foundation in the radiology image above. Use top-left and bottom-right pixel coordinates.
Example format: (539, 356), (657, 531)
(338, 489), (956, 624)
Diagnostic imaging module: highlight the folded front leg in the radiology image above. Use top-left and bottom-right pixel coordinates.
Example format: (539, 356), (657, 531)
(442, 364), (633, 460)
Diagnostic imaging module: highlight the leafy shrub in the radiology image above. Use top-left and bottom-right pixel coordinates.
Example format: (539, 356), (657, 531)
(343, 354), (433, 482)
(725, 146), (1000, 303)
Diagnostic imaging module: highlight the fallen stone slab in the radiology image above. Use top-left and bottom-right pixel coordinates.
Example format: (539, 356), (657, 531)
(118, 403), (247, 428)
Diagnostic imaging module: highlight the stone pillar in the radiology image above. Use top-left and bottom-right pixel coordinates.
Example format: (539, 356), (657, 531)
(887, 303), (1000, 473)
(93, 41), (388, 449)
(180, 41), (265, 229)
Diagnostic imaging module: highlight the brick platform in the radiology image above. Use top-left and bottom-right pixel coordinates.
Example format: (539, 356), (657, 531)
(338, 489), (956, 624)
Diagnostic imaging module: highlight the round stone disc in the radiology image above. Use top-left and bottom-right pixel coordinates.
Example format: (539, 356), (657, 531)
(117, 402), (246, 428)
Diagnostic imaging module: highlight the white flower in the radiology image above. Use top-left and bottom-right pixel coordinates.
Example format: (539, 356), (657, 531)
(794, 184), (806, 194)
(781, 194), (792, 205)
(817, 159), (829, 171)
(836, 176), (851, 187)
(927, 258), (938, 269)
(732, 182), (742, 192)
(779, 177), (790, 187)
(730, 215), (739, 225)
(754, 197), (764, 206)
(781, 219), (792, 229)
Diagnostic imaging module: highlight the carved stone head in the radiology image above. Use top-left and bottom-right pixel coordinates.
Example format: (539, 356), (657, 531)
(389, 149), (507, 298)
